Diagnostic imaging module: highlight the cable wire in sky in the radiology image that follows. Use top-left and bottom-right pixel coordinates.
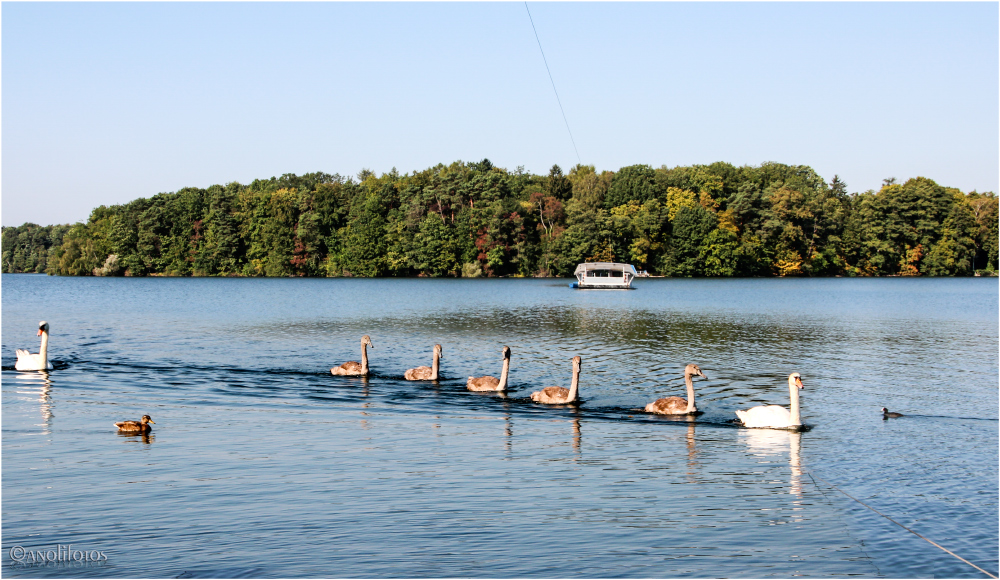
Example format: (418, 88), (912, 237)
(524, 2), (581, 165)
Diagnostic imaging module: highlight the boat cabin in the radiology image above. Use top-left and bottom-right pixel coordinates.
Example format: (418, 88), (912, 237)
(570, 262), (638, 289)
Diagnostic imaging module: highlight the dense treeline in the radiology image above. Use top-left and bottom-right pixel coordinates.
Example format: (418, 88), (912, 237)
(3, 160), (998, 277)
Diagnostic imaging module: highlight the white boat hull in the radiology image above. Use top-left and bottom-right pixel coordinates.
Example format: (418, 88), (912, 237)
(571, 281), (634, 289)
(570, 262), (638, 289)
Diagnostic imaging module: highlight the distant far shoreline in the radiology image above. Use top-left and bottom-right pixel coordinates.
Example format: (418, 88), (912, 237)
(3, 271), (997, 279)
(3, 161), (997, 279)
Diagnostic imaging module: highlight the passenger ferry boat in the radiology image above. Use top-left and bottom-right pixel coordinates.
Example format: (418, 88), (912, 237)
(569, 262), (639, 289)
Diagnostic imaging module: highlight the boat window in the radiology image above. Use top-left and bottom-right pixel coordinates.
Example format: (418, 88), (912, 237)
(585, 269), (624, 278)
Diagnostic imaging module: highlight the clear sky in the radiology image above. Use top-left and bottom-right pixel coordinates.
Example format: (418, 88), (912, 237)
(3, 2), (997, 227)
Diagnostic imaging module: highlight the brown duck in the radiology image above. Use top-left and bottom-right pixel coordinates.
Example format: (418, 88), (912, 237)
(115, 415), (155, 433)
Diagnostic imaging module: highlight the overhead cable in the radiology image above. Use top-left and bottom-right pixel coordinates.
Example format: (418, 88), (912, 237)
(524, 2), (582, 165)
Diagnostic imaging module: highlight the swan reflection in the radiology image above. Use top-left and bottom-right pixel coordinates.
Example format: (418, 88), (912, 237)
(571, 415), (581, 454)
(655, 415), (699, 482)
(359, 377), (371, 429)
(740, 429), (804, 499)
(16, 370), (54, 435)
(500, 401), (513, 454)
(685, 419), (697, 482)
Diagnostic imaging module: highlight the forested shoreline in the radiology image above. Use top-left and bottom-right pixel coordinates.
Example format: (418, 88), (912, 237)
(3, 160), (998, 278)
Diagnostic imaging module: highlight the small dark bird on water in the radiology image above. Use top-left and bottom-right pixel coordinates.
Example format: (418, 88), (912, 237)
(881, 407), (904, 419)
(116, 415), (155, 433)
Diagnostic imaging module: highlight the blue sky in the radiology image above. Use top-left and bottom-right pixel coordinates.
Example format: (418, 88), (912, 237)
(3, 2), (997, 226)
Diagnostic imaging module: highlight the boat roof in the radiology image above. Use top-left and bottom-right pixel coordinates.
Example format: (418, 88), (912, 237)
(574, 262), (638, 275)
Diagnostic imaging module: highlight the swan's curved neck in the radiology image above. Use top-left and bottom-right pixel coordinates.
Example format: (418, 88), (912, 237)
(360, 342), (369, 373)
(497, 357), (510, 391)
(684, 372), (696, 413)
(431, 349), (440, 380)
(789, 379), (801, 426)
(567, 366), (579, 402)
(39, 331), (49, 369)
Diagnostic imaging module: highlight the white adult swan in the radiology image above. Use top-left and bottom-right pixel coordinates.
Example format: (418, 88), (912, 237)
(467, 346), (511, 392)
(16, 321), (53, 371)
(645, 363), (706, 415)
(331, 335), (374, 376)
(405, 344), (441, 381)
(735, 373), (804, 429)
(531, 356), (581, 404)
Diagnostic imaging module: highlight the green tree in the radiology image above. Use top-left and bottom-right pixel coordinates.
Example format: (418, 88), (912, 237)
(238, 187), (298, 277)
(921, 196), (977, 276)
(198, 183), (244, 276)
(605, 164), (658, 209)
(664, 204), (717, 276)
(338, 191), (389, 277)
(546, 164), (572, 201)
(412, 212), (458, 276)
(700, 228), (740, 276)
(965, 191), (998, 272)
(54, 224), (101, 276)
(1, 223), (69, 273)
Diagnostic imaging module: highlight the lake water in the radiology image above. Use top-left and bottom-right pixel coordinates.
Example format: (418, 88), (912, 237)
(2, 275), (997, 578)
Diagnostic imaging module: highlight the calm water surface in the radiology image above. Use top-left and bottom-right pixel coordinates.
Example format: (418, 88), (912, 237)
(2, 275), (997, 577)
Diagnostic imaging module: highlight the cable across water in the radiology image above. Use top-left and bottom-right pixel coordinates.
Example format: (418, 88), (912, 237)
(807, 469), (997, 578)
